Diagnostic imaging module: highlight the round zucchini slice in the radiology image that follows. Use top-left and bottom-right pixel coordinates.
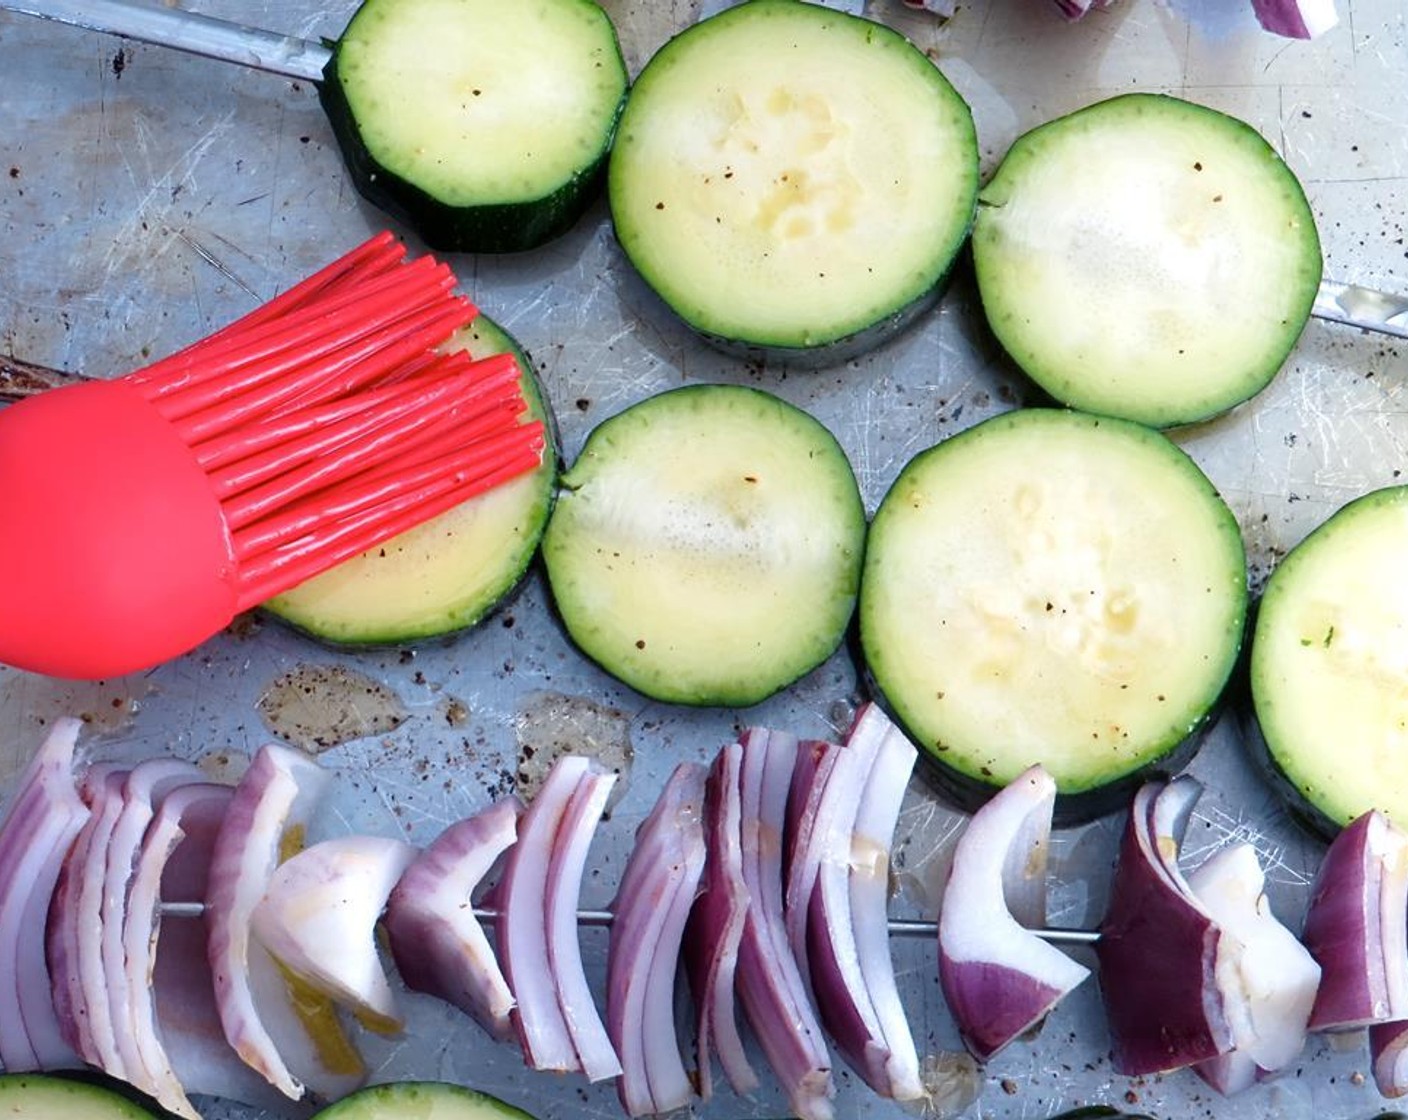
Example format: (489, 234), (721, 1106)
(859, 408), (1247, 818)
(320, 0), (628, 253)
(541, 384), (866, 707)
(310, 1082), (538, 1119)
(972, 93), (1321, 428)
(0, 1074), (160, 1119)
(607, 0), (978, 362)
(1250, 486), (1408, 835)
(263, 314), (556, 646)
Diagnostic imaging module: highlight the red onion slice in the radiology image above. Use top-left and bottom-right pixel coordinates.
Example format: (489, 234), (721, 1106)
(498, 755), (621, 1080)
(1250, 0), (1338, 37)
(842, 705), (922, 1100)
(737, 728), (834, 1120)
(1302, 810), (1408, 1030)
(251, 834), (418, 1032)
(1096, 777), (1233, 1075)
(1186, 843), (1320, 1092)
(0, 718), (89, 1072)
(205, 742), (364, 1101)
(383, 797), (522, 1040)
(103, 759), (205, 1081)
(938, 764), (1090, 1063)
(152, 782), (289, 1113)
(607, 762), (707, 1116)
(684, 742), (758, 1100)
(121, 781), (235, 1119)
(547, 764), (622, 1082)
(784, 738), (844, 981)
(48, 764), (130, 1077)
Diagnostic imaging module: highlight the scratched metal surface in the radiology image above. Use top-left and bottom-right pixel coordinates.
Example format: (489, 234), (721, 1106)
(1, 0), (1407, 1118)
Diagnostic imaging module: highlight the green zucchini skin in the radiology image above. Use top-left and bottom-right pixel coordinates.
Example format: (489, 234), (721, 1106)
(309, 1082), (539, 1119)
(607, 0), (979, 364)
(1249, 485), (1408, 836)
(262, 314), (557, 647)
(542, 383), (866, 708)
(972, 92), (1322, 428)
(859, 408), (1248, 823)
(319, 0), (628, 254)
(0, 1074), (163, 1119)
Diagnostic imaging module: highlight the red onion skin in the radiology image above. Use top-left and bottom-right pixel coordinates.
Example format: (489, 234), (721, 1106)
(939, 960), (1070, 1063)
(1250, 0), (1335, 37)
(1372, 1017), (1408, 1097)
(0, 719), (90, 1073)
(498, 757), (589, 1074)
(546, 768), (621, 1082)
(737, 728), (835, 1120)
(684, 743), (758, 1100)
(1302, 811), (1407, 1030)
(607, 762), (707, 1117)
(1096, 784), (1232, 1075)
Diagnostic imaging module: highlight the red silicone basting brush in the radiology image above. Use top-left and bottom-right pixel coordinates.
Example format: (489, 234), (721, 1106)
(0, 232), (545, 680)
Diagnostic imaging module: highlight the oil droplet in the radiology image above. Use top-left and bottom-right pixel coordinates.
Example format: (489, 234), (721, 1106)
(256, 664), (408, 753)
(514, 690), (633, 806)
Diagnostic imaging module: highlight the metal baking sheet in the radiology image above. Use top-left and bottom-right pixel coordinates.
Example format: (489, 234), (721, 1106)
(1, 0), (1406, 1117)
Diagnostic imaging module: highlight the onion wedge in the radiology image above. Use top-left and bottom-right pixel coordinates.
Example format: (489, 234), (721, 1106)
(1096, 777), (1233, 1075)
(383, 797), (522, 1040)
(0, 718), (89, 1072)
(737, 728), (834, 1120)
(684, 742), (758, 1100)
(497, 755), (621, 1080)
(1186, 843), (1320, 1092)
(205, 743), (364, 1101)
(607, 762), (707, 1117)
(938, 764), (1090, 1063)
(1302, 809), (1408, 1031)
(251, 834), (418, 1033)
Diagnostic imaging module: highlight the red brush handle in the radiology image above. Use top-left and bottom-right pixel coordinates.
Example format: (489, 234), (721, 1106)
(0, 379), (239, 679)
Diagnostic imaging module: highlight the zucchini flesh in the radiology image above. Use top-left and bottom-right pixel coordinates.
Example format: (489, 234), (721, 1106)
(1250, 486), (1408, 833)
(310, 1082), (538, 1119)
(607, 0), (978, 359)
(859, 409), (1247, 812)
(972, 93), (1321, 428)
(541, 384), (865, 707)
(263, 315), (556, 646)
(322, 0), (627, 253)
(0, 1074), (160, 1119)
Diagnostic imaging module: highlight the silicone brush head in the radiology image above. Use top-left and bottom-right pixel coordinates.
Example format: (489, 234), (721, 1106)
(0, 233), (544, 679)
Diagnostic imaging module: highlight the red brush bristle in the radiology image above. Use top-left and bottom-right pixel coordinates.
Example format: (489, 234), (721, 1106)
(124, 232), (542, 607)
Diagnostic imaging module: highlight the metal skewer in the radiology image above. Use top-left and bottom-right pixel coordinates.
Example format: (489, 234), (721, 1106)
(156, 901), (1101, 945)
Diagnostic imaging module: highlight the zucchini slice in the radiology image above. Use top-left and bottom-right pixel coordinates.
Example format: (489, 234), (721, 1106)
(320, 0), (628, 253)
(263, 315), (556, 646)
(0, 1075), (160, 1119)
(1250, 486), (1408, 835)
(310, 1082), (538, 1119)
(541, 384), (866, 707)
(607, 0), (978, 361)
(859, 408), (1247, 818)
(972, 93), (1321, 428)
